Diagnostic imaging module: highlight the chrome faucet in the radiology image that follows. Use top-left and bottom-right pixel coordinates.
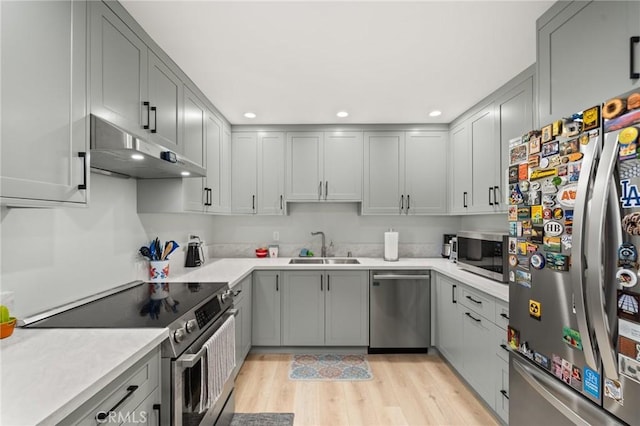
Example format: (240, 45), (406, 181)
(311, 231), (326, 257)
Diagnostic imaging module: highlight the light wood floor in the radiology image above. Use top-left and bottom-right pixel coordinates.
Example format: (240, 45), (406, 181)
(234, 353), (499, 426)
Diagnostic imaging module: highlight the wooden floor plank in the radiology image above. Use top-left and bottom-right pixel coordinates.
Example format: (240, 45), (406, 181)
(234, 352), (498, 426)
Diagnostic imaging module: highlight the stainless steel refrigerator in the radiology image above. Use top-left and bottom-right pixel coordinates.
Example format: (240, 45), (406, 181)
(508, 88), (640, 425)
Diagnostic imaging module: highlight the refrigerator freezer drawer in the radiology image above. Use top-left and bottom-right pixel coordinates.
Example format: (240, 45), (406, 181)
(510, 355), (624, 426)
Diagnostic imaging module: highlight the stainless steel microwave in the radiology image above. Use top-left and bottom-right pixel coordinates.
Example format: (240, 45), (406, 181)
(456, 231), (509, 283)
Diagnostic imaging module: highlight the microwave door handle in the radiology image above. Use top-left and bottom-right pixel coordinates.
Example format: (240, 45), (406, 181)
(587, 131), (620, 380)
(569, 131), (600, 374)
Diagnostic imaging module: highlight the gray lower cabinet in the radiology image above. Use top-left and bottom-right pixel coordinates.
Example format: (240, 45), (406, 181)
(1, 0), (88, 206)
(435, 273), (509, 419)
(233, 275), (252, 377)
(252, 271), (281, 346)
(63, 347), (161, 425)
(537, 1), (640, 126)
(282, 270), (369, 346)
(435, 274), (464, 370)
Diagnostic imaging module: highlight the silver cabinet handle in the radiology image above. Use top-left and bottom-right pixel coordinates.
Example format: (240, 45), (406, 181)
(372, 274), (430, 280)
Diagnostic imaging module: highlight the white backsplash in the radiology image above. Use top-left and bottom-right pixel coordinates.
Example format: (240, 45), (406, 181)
(208, 242), (442, 258)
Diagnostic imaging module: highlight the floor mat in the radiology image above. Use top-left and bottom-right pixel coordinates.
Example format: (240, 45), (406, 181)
(230, 413), (294, 426)
(288, 354), (373, 381)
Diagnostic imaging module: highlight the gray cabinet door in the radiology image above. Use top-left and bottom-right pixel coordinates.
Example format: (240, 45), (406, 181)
(205, 112), (224, 212)
(363, 132), (403, 214)
(252, 271), (281, 346)
(450, 124), (472, 213)
(435, 275), (463, 370)
(404, 131), (448, 214)
(496, 75), (534, 212)
(282, 271), (325, 346)
(286, 132), (324, 200)
(323, 132), (363, 201)
(90, 0), (147, 138)
(461, 305), (495, 408)
(470, 104), (498, 213)
(231, 133), (258, 213)
(325, 271), (369, 346)
(494, 325), (510, 423)
(257, 132), (285, 214)
(220, 126), (232, 213)
(233, 275), (252, 377)
(242, 275), (253, 358)
(2, 0), (88, 205)
(182, 87), (206, 212)
(537, 1), (640, 126)
(148, 51), (182, 152)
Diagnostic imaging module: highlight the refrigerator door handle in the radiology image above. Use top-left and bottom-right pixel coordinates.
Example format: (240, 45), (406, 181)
(569, 131), (600, 373)
(587, 131), (621, 380)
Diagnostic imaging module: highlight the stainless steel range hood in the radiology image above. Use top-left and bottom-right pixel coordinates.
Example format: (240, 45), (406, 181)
(90, 115), (206, 179)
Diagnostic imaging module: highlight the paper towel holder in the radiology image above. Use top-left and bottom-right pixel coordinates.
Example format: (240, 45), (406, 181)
(384, 228), (399, 262)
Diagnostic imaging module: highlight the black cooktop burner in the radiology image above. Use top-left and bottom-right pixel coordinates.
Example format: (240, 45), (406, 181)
(24, 282), (228, 329)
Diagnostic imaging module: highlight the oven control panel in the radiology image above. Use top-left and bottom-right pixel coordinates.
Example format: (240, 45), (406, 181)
(195, 295), (222, 329)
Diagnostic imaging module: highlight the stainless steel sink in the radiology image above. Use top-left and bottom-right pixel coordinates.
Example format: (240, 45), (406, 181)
(288, 258), (360, 265)
(323, 258), (360, 264)
(289, 258), (325, 264)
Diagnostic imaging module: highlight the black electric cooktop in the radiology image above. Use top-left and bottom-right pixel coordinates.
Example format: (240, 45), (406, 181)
(24, 282), (227, 329)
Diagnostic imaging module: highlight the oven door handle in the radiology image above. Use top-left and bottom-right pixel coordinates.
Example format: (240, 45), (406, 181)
(176, 312), (234, 368)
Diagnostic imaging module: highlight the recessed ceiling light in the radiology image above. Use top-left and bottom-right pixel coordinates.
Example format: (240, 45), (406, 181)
(131, 153), (144, 160)
(429, 110), (442, 117)
(336, 111), (349, 118)
(181, 171), (191, 176)
(244, 112), (257, 119)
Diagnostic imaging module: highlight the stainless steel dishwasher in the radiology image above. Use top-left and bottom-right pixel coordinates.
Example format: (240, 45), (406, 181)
(369, 270), (430, 353)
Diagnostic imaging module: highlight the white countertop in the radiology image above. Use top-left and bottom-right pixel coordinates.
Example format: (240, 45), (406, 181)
(167, 257), (509, 302)
(0, 328), (168, 425)
(0, 256), (506, 425)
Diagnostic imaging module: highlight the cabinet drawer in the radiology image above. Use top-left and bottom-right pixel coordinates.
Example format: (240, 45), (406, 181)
(460, 286), (495, 321)
(65, 348), (160, 425)
(495, 323), (510, 363)
(233, 275), (250, 303)
(494, 299), (509, 330)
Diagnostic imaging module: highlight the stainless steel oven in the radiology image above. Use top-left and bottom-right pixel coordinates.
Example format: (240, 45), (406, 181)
(456, 231), (509, 282)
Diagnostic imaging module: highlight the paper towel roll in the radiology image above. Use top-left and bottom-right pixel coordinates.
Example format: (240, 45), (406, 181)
(384, 230), (399, 261)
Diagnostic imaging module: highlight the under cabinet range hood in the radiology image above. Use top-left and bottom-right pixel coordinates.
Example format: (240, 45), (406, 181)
(89, 115), (206, 179)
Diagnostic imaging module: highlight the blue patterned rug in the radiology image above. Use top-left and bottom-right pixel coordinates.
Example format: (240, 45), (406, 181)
(288, 354), (373, 381)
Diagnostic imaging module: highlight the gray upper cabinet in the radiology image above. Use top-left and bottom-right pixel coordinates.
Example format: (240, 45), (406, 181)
(364, 131), (447, 215)
(1, 0), (88, 206)
(90, 1), (148, 138)
(257, 133), (286, 214)
(450, 123), (472, 213)
(182, 87), (207, 212)
(286, 131), (362, 201)
(537, 1), (640, 126)
(404, 132), (448, 214)
(470, 104), (499, 214)
(231, 132), (285, 215)
(90, 1), (183, 154)
(231, 133), (258, 214)
(363, 132), (404, 214)
(252, 271), (282, 347)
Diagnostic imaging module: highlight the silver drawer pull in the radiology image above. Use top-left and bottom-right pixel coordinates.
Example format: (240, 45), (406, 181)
(372, 274), (430, 280)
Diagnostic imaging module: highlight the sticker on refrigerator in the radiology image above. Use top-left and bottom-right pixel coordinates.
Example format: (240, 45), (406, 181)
(543, 236), (562, 253)
(619, 355), (640, 384)
(558, 184), (578, 207)
(568, 163), (582, 182)
(617, 243), (638, 268)
(604, 378), (623, 405)
(530, 253), (545, 270)
(571, 365), (583, 391)
(528, 154), (540, 168)
(518, 255), (530, 270)
(619, 319), (640, 347)
(583, 367), (601, 400)
(531, 226), (544, 244)
(616, 269), (638, 288)
(509, 184), (524, 205)
(531, 205), (543, 224)
(509, 270), (515, 282)
(529, 299), (542, 319)
(622, 212), (640, 235)
(508, 165), (519, 183)
(526, 191), (542, 206)
(517, 207), (531, 219)
(619, 140), (638, 161)
(508, 237), (517, 254)
(582, 106), (600, 131)
(546, 253), (569, 271)
(620, 180), (640, 208)
(561, 359), (572, 385)
(543, 220), (564, 237)
(562, 326), (583, 350)
(519, 163), (529, 181)
(508, 326), (520, 350)
(529, 135), (542, 154)
(618, 126), (639, 146)
(559, 138), (579, 156)
(552, 354), (563, 379)
(619, 159), (640, 180)
(508, 254), (518, 267)
(516, 270), (531, 288)
(563, 120), (582, 137)
(617, 290), (640, 322)
(534, 352), (551, 370)
(552, 208), (564, 220)
(510, 143), (528, 165)
(618, 335), (640, 361)
(552, 120), (563, 137)
(542, 194), (557, 208)
(530, 168), (557, 181)
(541, 180), (558, 194)
(561, 235), (572, 250)
(541, 124), (553, 143)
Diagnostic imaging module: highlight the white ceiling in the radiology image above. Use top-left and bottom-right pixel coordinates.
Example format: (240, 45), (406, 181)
(121, 0), (554, 125)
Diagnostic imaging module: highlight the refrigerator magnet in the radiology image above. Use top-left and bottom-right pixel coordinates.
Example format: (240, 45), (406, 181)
(552, 120), (563, 136)
(518, 163), (528, 181)
(531, 168), (558, 181)
(618, 126), (639, 145)
(553, 208), (564, 219)
(543, 220), (564, 237)
(558, 184), (578, 207)
(508, 237), (517, 254)
(542, 208), (553, 220)
(617, 290), (640, 322)
(561, 235), (572, 250)
(622, 212), (640, 235)
(534, 352), (551, 370)
(531, 206), (543, 224)
(582, 105), (600, 131)
(531, 226), (544, 244)
(516, 270), (531, 288)
(619, 160), (640, 179)
(617, 243), (638, 268)
(559, 138), (579, 155)
(616, 269), (638, 288)
(563, 120), (582, 137)
(508, 255), (518, 267)
(618, 355), (640, 385)
(540, 157), (550, 168)
(529, 299), (542, 320)
(541, 124), (553, 142)
(570, 365), (583, 391)
(562, 326), (583, 350)
(509, 143), (528, 165)
(529, 136), (541, 154)
(541, 140), (559, 157)
(508, 206), (518, 221)
(528, 154), (540, 168)
(618, 334), (640, 360)
(583, 367), (601, 400)
(604, 378), (624, 405)
(508, 165), (519, 183)
(545, 253), (569, 270)
(508, 326), (520, 350)
(543, 179), (560, 194)
(542, 194), (557, 207)
(530, 253), (545, 270)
